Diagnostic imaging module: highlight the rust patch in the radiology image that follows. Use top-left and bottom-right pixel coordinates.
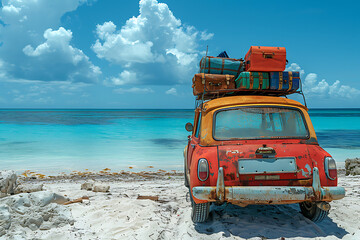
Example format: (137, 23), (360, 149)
(208, 190), (217, 200)
(224, 188), (230, 198)
(288, 179), (312, 186)
(226, 173), (236, 181)
(196, 148), (206, 155)
(228, 199), (303, 205)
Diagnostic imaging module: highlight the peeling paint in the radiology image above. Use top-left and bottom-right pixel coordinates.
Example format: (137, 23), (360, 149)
(300, 164), (312, 177)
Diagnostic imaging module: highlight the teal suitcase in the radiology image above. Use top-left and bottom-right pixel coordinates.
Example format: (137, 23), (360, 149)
(199, 56), (244, 77)
(235, 72), (269, 90)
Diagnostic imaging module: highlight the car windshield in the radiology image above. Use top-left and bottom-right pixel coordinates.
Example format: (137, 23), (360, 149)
(214, 107), (309, 140)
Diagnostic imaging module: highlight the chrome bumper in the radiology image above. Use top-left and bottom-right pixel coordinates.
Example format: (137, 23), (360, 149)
(192, 167), (345, 203)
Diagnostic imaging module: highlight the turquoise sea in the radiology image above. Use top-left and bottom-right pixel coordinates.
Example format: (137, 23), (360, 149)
(0, 109), (359, 174)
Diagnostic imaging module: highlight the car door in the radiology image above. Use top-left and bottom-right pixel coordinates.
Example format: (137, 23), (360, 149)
(186, 108), (201, 175)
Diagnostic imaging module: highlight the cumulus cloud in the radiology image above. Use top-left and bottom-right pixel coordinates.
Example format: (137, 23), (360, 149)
(287, 63), (360, 99)
(0, 0), (100, 83)
(285, 63), (305, 77)
(165, 87), (177, 95)
(92, 0), (212, 85)
(114, 87), (154, 94)
(2, 5), (21, 14)
(93, 21), (154, 64)
(22, 27), (101, 82)
(108, 70), (138, 86)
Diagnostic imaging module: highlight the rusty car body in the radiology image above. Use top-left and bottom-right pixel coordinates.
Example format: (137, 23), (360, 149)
(184, 95), (345, 222)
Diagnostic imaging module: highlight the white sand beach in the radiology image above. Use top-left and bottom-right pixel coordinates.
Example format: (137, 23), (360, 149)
(1, 169), (359, 240)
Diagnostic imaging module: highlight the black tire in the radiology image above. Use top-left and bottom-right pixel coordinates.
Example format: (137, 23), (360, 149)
(299, 202), (329, 223)
(184, 166), (189, 188)
(190, 190), (210, 223)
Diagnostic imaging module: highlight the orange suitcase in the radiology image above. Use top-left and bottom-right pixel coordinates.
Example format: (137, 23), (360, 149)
(245, 46), (286, 72)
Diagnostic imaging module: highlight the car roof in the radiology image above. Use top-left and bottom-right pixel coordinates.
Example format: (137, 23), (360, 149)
(202, 95), (308, 112)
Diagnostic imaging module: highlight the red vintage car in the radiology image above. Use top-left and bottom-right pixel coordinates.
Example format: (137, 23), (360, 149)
(184, 95), (345, 223)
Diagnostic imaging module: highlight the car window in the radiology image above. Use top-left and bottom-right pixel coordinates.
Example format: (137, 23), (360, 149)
(214, 107), (308, 140)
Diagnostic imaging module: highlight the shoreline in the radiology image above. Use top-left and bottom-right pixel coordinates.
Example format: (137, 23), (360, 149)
(10, 165), (348, 181)
(15, 168), (183, 181)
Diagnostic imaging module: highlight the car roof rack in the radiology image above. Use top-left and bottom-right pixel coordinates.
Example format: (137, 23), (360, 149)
(194, 79), (307, 109)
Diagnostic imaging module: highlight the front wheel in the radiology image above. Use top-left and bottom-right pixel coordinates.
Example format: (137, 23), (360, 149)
(190, 190), (210, 223)
(299, 202), (329, 222)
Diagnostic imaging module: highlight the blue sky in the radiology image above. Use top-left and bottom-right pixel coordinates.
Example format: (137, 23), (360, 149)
(0, 0), (359, 108)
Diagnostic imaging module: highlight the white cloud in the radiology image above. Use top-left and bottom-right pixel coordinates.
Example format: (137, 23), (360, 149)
(23, 27), (73, 57)
(200, 31), (214, 41)
(2, 5), (21, 14)
(114, 87), (154, 94)
(93, 21), (154, 64)
(285, 63), (305, 77)
(0, 0), (100, 83)
(166, 48), (198, 66)
(21, 27), (101, 82)
(109, 70), (138, 86)
(288, 63), (360, 99)
(165, 87), (177, 95)
(93, 0), (212, 85)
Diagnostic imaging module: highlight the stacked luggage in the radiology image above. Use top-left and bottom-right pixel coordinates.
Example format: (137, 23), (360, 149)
(192, 46), (301, 99)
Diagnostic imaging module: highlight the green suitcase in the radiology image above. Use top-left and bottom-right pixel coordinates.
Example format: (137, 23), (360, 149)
(235, 72), (269, 90)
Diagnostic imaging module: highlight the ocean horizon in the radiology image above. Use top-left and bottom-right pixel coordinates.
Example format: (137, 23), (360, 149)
(1, 108), (359, 174)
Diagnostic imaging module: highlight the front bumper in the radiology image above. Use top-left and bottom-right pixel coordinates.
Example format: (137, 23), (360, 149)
(192, 167), (345, 204)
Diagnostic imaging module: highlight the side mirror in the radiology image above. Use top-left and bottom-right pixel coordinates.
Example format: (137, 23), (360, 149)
(185, 122), (194, 132)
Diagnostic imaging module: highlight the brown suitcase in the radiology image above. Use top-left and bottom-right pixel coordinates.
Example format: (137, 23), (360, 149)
(192, 73), (235, 96)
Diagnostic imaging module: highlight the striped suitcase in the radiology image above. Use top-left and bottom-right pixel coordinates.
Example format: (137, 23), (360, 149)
(235, 72), (269, 90)
(269, 71), (300, 91)
(199, 56), (244, 77)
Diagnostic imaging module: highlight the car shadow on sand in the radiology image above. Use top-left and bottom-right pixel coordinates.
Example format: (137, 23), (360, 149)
(194, 203), (348, 239)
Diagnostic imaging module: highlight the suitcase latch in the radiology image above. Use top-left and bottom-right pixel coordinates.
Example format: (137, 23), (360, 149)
(209, 82), (222, 86)
(263, 52), (274, 59)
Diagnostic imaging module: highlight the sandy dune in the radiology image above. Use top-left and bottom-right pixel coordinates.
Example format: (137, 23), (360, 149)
(1, 171), (359, 240)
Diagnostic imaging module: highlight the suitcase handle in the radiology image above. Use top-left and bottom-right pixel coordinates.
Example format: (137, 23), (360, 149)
(263, 52), (274, 59)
